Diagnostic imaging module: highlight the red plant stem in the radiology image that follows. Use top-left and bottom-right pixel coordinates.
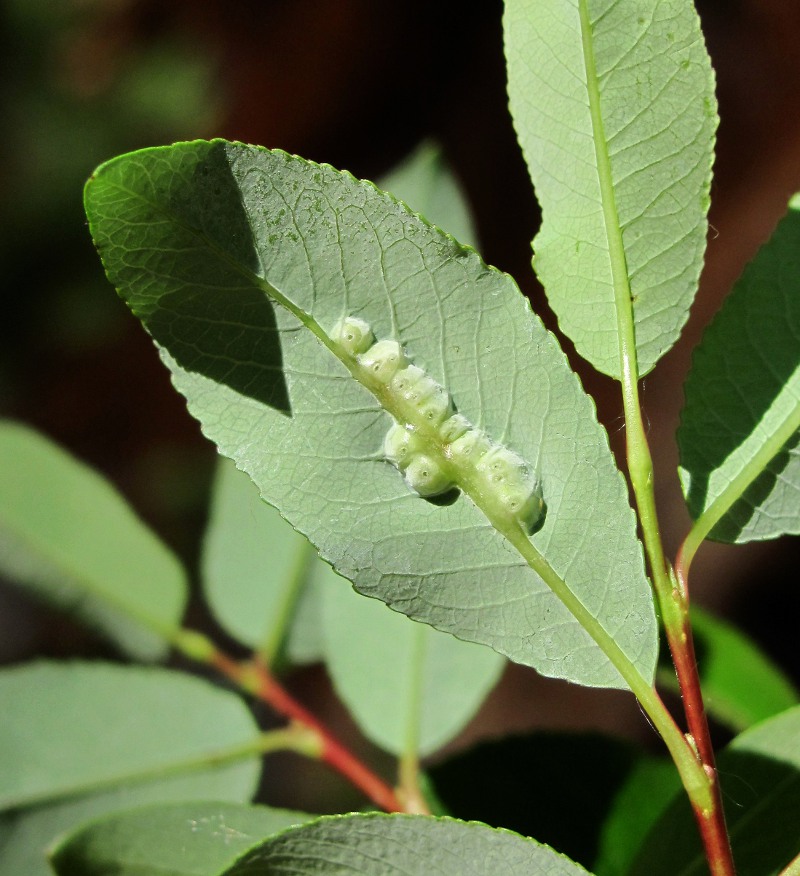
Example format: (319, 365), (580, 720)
(669, 557), (737, 876)
(211, 651), (403, 813)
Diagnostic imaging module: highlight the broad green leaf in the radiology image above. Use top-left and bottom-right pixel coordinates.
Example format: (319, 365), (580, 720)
(0, 663), (262, 876)
(202, 456), (322, 665)
(201, 144), (477, 669)
(0, 421), (187, 660)
(504, 0), (717, 378)
(0, 662), (261, 811)
(321, 569), (504, 757)
(219, 813), (593, 875)
(657, 606), (798, 734)
(50, 801), (313, 876)
(84, 140), (657, 691)
(630, 705), (800, 875)
(678, 196), (800, 544)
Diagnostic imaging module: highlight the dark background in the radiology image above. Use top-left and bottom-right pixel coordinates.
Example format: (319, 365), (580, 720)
(1, 0), (798, 821)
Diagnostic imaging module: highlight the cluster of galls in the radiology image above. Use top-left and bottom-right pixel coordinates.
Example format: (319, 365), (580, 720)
(331, 317), (544, 535)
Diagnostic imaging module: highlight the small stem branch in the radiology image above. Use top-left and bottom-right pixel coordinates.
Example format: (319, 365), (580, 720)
(246, 659), (405, 813)
(174, 631), (405, 813)
(396, 626), (431, 815)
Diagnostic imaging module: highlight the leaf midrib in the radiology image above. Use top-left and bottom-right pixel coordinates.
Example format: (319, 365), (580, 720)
(95, 161), (648, 694)
(578, 0), (640, 385)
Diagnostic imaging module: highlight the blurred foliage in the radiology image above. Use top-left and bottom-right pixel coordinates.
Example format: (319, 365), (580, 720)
(1, 0), (220, 400)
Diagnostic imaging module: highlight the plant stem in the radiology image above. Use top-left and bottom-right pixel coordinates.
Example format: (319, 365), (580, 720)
(257, 538), (316, 666)
(577, 1), (736, 869)
(174, 630), (406, 813)
(217, 652), (406, 813)
(396, 625), (430, 815)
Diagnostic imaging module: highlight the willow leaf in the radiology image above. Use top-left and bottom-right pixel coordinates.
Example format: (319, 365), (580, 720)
(84, 140), (656, 690)
(505, 0), (717, 378)
(678, 196), (800, 545)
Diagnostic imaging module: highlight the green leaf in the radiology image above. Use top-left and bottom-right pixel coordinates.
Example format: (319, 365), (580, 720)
(592, 757), (679, 876)
(202, 456), (322, 665)
(321, 570), (504, 757)
(678, 196), (800, 544)
(0, 662), (262, 875)
(84, 140), (657, 691)
(630, 705), (800, 875)
(219, 813), (593, 875)
(0, 420), (187, 660)
(658, 606), (798, 734)
(377, 141), (477, 249)
(205, 455), (502, 756)
(201, 144), (477, 670)
(0, 662), (261, 811)
(504, 0), (717, 378)
(50, 801), (313, 876)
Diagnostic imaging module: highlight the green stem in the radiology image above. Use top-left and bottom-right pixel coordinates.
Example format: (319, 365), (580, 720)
(397, 625), (430, 814)
(578, 2), (734, 872)
(257, 538), (316, 666)
(499, 521), (709, 809)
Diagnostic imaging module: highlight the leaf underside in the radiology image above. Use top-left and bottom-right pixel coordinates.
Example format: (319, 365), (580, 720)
(505, 0), (717, 378)
(678, 196), (800, 543)
(84, 140), (657, 690)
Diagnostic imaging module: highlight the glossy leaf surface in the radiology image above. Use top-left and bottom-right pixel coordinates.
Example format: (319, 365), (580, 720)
(631, 706), (800, 875)
(658, 607), (798, 733)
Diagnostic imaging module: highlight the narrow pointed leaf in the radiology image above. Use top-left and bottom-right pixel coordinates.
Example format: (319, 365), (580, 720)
(50, 801), (313, 876)
(84, 140), (656, 690)
(321, 570), (504, 757)
(0, 421), (187, 660)
(630, 705), (800, 875)
(202, 457), (322, 665)
(678, 196), (800, 544)
(505, 0), (717, 378)
(219, 813), (593, 875)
